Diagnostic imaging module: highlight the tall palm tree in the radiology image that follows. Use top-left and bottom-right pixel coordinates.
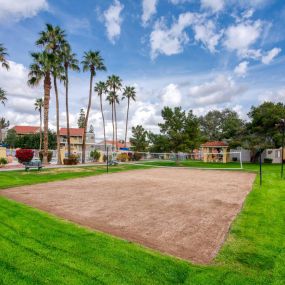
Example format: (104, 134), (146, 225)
(0, 88), (7, 106)
(62, 43), (80, 157)
(34, 98), (44, 150)
(81, 50), (106, 163)
(106, 92), (115, 150)
(95, 81), (107, 151)
(36, 24), (66, 164)
(106, 75), (122, 150)
(28, 51), (53, 164)
(122, 86), (136, 147)
(0, 43), (9, 70)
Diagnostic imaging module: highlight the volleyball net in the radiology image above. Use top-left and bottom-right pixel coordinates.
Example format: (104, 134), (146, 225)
(105, 150), (243, 170)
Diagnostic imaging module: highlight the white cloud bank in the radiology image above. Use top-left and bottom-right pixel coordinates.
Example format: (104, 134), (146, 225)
(142, 0), (158, 26)
(201, 0), (225, 13)
(0, 0), (48, 22)
(234, 61), (249, 77)
(103, 0), (124, 44)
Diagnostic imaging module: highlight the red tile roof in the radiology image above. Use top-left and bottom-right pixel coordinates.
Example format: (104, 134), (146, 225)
(60, 128), (84, 137)
(13, 126), (40, 134)
(202, 141), (228, 147)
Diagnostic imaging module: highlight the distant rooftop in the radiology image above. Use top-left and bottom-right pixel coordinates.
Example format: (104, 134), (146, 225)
(59, 128), (85, 137)
(13, 126), (40, 135)
(202, 141), (228, 147)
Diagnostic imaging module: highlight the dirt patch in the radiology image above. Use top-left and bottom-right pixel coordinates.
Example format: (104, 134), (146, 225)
(0, 168), (255, 264)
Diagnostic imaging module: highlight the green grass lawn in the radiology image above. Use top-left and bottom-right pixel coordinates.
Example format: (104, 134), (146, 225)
(0, 163), (284, 284)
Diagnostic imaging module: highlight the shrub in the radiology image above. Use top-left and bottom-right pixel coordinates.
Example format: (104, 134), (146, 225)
(264, 158), (273, 164)
(0, 157), (8, 167)
(15, 149), (34, 163)
(133, 152), (142, 161)
(117, 153), (129, 162)
(39, 151), (53, 163)
(90, 150), (101, 162)
(63, 154), (79, 165)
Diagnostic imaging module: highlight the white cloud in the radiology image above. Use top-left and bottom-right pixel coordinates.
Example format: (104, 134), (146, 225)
(201, 0), (225, 13)
(234, 61), (249, 77)
(261, 47), (281, 64)
(258, 88), (285, 103)
(161, 83), (182, 106)
(142, 0), (158, 26)
(224, 20), (262, 57)
(193, 19), (223, 53)
(188, 75), (246, 106)
(0, 0), (48, 22)
(150, 12), (196, 59)
(103, 0), (124, 44)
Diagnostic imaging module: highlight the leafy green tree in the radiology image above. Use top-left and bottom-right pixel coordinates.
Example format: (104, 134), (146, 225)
(28, 51), (53, 164)
(77, 109), (86, 128)
(148, 133), (170, 153)
(95, 81), (107, 150)
(4, 129), (17, 148)
(199, 109), (245, 146)
(81, 50), (106, 163)
(0, 43), (9, 70)
(62, 43), (80, 157)
(106, 75), (122, 150)
(122, 86), (136, 147)
(158, 107), (201, 152)
(37, 24), (67, 164)
(34, 98), (44, 150)
(130, 125), (148, 152)
(246, 102), (285, 149)
(0, 117), (9, 143)
(0, 88), (7, 106)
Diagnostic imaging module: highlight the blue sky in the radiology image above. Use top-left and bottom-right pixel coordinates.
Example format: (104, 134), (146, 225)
(0, 0), (285, 140)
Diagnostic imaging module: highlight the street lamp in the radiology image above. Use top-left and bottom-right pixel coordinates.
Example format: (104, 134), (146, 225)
(277, 119), (285, 178)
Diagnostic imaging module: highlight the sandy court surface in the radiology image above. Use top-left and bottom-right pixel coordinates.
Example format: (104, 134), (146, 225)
(0, 168), (256, 264)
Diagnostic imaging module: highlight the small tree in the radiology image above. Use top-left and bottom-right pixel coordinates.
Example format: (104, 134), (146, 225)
(130, 125), (148, 152)
(77, 108), (86, 128)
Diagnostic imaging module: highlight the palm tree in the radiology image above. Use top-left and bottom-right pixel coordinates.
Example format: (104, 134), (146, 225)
(36, 24), (66, 164)
(122, 86), (136, 147)
(95, 81), (107, 151)
(81, 50), (106, 163)
(0, 43), (9, 70)
(106, 92), (115, 150)
(0, 88), (7, 106)
(62, 43), (80, 157)
(28, 51), (53, 164)
(106, 75), (122, 150)
(34, 98), (44, 150)
(0, 117), (9, 143)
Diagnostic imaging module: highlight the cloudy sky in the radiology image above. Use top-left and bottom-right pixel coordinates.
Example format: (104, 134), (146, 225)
(0, 0), (284, 140)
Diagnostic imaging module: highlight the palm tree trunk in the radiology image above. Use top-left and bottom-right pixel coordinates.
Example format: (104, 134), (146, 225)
(100, 95), (107, 151)
(65, 65), (71, 157)
(124, 99), (130, 148)
(53, 75), (61, 165)
(114, 101), (118, 151)
(111, 102), (115, 151)
(39, 108), (42, 150)
(82, 72), (93, 163)
(43, 73), (51, 164)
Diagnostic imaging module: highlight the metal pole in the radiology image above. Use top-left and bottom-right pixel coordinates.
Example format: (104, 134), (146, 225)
(106, 147), (109, 174)
(281, 124), (284, 179)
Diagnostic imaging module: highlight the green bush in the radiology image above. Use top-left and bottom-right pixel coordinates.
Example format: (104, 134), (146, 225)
(90, 150), (101, 162)
(264, 158), (273, 164)
(63, 154), (79, 165)
(117, 153), (129, 162)
(0, 157), (8, 166)
(39, 151), (53, 162)
(133, 152), (142, 161)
